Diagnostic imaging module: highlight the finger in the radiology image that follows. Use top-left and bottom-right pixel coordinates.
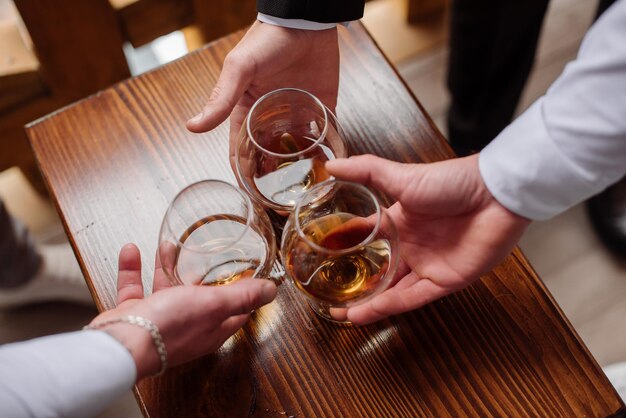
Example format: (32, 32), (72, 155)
(391, 260), (412, 287)
(347, 274), (449, 325)
(117, 244), (144, 304)
(201, 279), (277, 320)
(392, 273), (421, 291)
(186, 52), (255, 133)
(326, 155), (418, 202)
(153, 242), (176, 292)
(207, 313), (250, 349)
(333, 264), (410, 323)
(229, 102), (254, 181)
(329, 307), (349, 322)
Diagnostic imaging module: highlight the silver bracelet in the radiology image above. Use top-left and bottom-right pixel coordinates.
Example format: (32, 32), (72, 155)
(84, 315), (168, 377)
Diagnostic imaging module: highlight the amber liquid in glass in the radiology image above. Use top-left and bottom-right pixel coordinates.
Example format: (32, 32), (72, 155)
(285, 213), (391, 304)
(175, 214), (267, 285)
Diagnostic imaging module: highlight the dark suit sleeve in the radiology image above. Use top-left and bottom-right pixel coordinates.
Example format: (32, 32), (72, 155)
(257, 0), (365, 23)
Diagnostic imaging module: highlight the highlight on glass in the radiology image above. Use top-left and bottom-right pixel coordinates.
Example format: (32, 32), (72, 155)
(234, 88), (347, 215)
(280, 180), (399, 324)
(158, 180), (276, 286)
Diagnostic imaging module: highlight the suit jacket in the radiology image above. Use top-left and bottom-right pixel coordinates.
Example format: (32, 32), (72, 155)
(257, 0), (365, 23)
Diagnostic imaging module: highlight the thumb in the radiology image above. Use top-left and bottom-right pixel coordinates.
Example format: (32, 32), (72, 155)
(326, 155), (418, 202)
(203, 279), (277, 319)
(187, 53), (254, 133)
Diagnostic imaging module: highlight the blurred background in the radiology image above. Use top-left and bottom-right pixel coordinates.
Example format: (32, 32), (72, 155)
(1, 0), (624, 415)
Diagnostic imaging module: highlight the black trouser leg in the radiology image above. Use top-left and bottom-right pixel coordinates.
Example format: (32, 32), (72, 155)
(587, 0), (624, 258)
(447, 0), (549, 155)
(596, 0), (618, 19)
(0, 200), (41, 288)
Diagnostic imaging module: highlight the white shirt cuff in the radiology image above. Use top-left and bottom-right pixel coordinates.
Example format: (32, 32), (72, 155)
(479, 100), (605, 221)
(257, 12), (340, 30)
(0, 330), (136, 418)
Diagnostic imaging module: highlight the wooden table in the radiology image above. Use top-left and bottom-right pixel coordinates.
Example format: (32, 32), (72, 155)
(27, 23), (626, 417)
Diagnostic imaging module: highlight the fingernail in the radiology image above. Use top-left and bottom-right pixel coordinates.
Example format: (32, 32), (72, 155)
(325, 159), (345, 170)
(188, 112), (203, 124)
(260, 281), (277, 304)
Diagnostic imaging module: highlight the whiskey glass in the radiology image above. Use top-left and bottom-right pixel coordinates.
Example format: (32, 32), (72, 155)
(158, 180), (276, 286)
(234, 88), (347, 214)
(281, 180), (399, 323)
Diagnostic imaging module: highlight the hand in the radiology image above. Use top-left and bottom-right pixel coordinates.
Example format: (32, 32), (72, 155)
(325, 154), (531, 325)
(88, 244), (277, 380)
(186, 21), (340, 171)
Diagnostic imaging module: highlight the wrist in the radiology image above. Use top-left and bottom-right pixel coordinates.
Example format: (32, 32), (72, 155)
(472, 154), (531, 224)
(86, 314), (170, 380)
(102, 323), (159, 380)
(256, 12), (344, 31)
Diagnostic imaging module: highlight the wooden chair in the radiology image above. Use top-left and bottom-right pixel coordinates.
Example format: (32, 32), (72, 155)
(0, 0), (256, 193)
(407, 0), (447, 22)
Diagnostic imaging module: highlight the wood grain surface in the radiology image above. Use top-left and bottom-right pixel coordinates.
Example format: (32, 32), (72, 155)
(27, 23), (625, 417)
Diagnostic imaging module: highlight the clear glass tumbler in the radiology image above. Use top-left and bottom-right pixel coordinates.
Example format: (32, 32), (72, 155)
(281, 180), (399, 324)
(159, 180), (276, 286)
(234, 88), (347, 215)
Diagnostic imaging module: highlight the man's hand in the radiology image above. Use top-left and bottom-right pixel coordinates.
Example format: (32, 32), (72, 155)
(326, 154), (531, 325)
(89, 244), (277, 380)
(186, 21), (340, 170)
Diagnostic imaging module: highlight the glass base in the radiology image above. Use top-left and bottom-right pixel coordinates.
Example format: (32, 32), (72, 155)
(307, 299), (353, 326)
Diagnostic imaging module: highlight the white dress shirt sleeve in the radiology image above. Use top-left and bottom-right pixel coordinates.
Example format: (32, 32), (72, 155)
(257, 12), (347, 30)
(0, 330), (136, 418)
(479, 0), (626, 220)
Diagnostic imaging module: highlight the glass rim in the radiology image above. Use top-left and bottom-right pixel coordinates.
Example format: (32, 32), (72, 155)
(293, 180), (383, 255)
(161, 179), (255, 254)
(246, 87), (330, 158)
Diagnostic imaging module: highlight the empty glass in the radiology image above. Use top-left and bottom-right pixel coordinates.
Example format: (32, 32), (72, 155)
(158, 180), (276, 286)
(234, 88), (347, 215)
(280, 180), (399, 323)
